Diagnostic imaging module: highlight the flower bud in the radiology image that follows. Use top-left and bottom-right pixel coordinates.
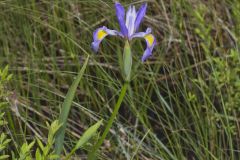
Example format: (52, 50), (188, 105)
(123, 41), (132, 82)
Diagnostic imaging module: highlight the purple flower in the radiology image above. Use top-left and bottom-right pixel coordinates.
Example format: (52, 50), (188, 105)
(91, 2), (156, 61)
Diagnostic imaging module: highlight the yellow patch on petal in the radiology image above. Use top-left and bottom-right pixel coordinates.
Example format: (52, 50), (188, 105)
(97, 30), (107, 40)
(144, 34), (154, 46)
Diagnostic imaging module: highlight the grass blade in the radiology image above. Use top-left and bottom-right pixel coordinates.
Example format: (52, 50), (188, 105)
(54, 56), (89, 156)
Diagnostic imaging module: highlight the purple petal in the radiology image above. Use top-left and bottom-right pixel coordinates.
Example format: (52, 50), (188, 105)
(130, 27), (151, 39)
(91, 26), (119, 53)
(126, 5), (137, 37)
(115, 2), (128, 37)
(134, 3), (147, 32)
(142, 35), (156, 61)
(131, 28), (156, 61)
(141, 48), (152, 62)
(91, 41), (101, 53)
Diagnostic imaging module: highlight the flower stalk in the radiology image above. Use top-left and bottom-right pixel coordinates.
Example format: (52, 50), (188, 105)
(88, 82), (129, 160)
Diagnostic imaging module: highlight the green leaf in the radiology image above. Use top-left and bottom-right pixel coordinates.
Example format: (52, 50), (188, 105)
(65, 120), (102, 160)
(48, 154), (59, 159)
(0, 155), (10, 160)
(75, 120), (102, 148)
(2, 139), (11, 146)
(0, 102), (8, 110)
(0, 113), (5, 118)
(36, 138), (44, 152)
(0, 120), (7, 126)
(123, 41), (132, 82)
(7, 74), (13, 81)
(54, 56), (89, 156)
(0, 133), (7, 143)
(1, 65), (9, 80)
(35, 148), (42, 160)
(27, 141), (35, 150)
(0, 146), (6, 152)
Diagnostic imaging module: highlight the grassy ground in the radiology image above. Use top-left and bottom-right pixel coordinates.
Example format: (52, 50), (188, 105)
(0, 0), (240, 159)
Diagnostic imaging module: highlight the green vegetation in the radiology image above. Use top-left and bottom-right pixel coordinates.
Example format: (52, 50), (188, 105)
(0, 0), (240, 159)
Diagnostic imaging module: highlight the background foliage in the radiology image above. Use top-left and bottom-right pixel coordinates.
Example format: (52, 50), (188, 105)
(0, 0), (240, 159)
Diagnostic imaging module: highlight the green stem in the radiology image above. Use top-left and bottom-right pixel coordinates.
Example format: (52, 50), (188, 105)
(88, 82), (129, 160)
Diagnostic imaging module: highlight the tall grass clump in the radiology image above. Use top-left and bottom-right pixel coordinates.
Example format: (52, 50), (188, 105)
(0, 0), (240, 159)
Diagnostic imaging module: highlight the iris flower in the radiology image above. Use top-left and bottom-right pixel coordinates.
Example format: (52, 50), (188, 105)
(91, 2), (156, 61)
